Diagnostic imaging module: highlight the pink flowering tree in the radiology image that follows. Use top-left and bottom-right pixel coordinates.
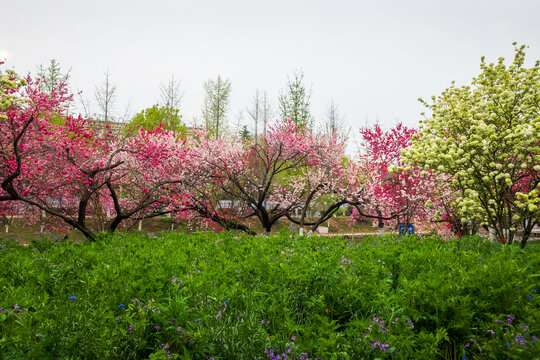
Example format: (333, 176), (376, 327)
(179, 120), (336, 235)
(172, 128), (259, 234)
(1, 65), (192, 241)
(1, 67), (71, 204)
(278, 134), (370, 235)
(20, 120), (191, 241)
(352, 123), (451, 232)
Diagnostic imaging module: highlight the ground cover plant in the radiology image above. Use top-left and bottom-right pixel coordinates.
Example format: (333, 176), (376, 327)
(0, 233), (538, 359)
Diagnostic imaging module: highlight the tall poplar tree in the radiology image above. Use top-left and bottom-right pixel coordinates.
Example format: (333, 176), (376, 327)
(278, 70), (312, 128)
(202, 75), (232, 137)
(94, 70), (117, 122)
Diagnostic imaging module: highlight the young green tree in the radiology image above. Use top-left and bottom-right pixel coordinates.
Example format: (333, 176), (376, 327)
(278, 70), (312, 128)
(403, 44), (540, 247)
(36, 59), (72, 121)
(128, 104), (185, 134)
(247, 88), (262, 139)
(159, 73), (184, 128)
(238, 124), (250, 140)
(260, 90), (273, 137)
(36, 59), (71, 95)
(201, 75), (231, 137)
(94, 70), (117, 122)
(324, 100), (349, 138)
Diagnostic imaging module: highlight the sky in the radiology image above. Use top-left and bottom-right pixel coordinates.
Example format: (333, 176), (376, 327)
(2, 0), (540, 136)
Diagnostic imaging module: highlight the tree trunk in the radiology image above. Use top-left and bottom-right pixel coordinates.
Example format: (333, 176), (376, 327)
(520, 220), (536, 249)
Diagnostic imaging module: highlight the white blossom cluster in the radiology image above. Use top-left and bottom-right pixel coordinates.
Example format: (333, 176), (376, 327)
(403, 44), (540, 242)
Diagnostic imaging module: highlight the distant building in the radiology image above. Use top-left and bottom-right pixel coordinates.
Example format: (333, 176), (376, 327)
(84, 119), (126, 135)
(84, 119), (194, 137)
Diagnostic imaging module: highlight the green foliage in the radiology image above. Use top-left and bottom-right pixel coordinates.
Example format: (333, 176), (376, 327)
(202, 75), (232, 137)
(278, 70), (313, 128)
(404, 44), (540, 246)
(0, 234), (538, 359)
(238, 125), (251, 140)
(36, 59), (71, 96)
(128, 104), (185, 134)
(0, 69), (27, 117)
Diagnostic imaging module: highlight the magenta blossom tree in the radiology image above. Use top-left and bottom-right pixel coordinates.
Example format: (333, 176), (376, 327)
(19, 120), (191, 241)
(1, 68), (71, 203)
(1, 66), (192, 241)
(352, 123), (452, 232)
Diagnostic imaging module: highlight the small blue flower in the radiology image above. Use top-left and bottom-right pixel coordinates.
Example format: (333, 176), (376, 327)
(527, 295), (532, 300)
(462, 356), (467, 360)
(153, 236), (158, 239)
(533, 289), (537, 294)
(69, 295), (77, 300)
(194, 319), (200, 322)
(118, 303), (124, 308)
(224, 300), (229, 303)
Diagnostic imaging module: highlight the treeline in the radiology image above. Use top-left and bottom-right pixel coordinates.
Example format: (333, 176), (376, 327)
(1, 45), (538, 246)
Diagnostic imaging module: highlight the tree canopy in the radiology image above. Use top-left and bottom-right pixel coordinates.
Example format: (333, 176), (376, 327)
(202, 75), (231, 137)
(278, 70), (312, 128)
(403, 44), (540, 247)
(128, 104), (185, 134)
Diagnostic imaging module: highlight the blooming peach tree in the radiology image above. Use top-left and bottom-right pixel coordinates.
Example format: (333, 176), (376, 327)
(403, 44), (540, 247)
(1, 67), (71, 203)
(24, 121), (192, 241)
(179, 120), (354, 235)
(1, 65), (192, 241)
(351, 123), (453, 233)
(281, 135), (370, 235)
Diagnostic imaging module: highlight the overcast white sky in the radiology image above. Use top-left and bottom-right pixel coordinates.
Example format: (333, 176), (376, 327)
(2, 0), (540, 133)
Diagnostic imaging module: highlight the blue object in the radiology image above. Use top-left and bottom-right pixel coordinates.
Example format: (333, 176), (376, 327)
(399, 223), (415, 235)
(399, 223), (407, 236)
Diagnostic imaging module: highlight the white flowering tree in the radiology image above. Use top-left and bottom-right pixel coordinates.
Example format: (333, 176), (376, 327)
(403, 44), (540, 248)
